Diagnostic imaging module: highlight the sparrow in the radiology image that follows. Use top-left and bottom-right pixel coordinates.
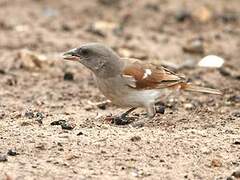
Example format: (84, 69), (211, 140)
(63, 43), (222, 121)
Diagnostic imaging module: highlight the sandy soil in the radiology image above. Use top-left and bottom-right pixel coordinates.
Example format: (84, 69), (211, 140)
(0, 0), (240, 179)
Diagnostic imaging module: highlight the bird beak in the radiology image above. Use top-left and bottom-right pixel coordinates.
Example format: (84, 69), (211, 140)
(62, 48), (80, 61)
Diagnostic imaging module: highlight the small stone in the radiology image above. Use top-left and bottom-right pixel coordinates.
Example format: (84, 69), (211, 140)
(226, 176), (234, 180)
(84, 105), (94, 111)
(219, 12), (238, 23)
(61, 122), (76, 130)
(233, 140), (240, 145)
(63, 72), (74, 81)
(131, 121), (145, 128)
(184, 103), (195, 110)
(144, 3), (159, 12)
(228, 95), (240, 103)
(175, 10), (191, 22)
(192, 6), (212, 23)
(97, 103), (107, 110)
(200, 147), (211, 154)
(61, 24), (72, 31)
(232, 111), (240, 118)
(232, 170), (240, 178)
(77, 132), (84, 136)
(35, 112), (44, 124)
(6, 77), (17, 86)
(7, 149), (18, 156)
(58, 148), (64, 151)
(183, 37), (204, 54)
(0, 69), (5, 74)
(35, 143), (46, 150)
(198, 55), (224, 68)
(98, 0), (119, 6)
(24, 110), (34, 119)
(66, 154), (79, 160)
(130, 136), (141, 142)
(18, 49), (48, 70)
(0, 155), (8, 162)
(50, 119), (66, 126)
(87, 21), (118, 37)
(0, 111), (5, 119)
(20, 121), (32, 126)
(211, 159), (222, 167)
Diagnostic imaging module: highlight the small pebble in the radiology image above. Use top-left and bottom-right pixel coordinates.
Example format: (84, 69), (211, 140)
(6, 77), (17, 86)
(175, 10), (191, 22)
(7, 149), (18, 156)
(211, 159), (222, 167)
(0, 155), (8, 162)
(35, 143), (46, 150)
(0, 69), (5, 74)
(0, 111), (5, 119)
(84, 105), (94, 111)
(232, 170), (240, 178)
(233, 140), (240, 145)
(61, 122), (76, 130)
(97, 103), (107, 110)
(130, 136), (141, 142)
(36, 112), (44, 124)
(63, 72), (74, 81)
(144, 3), (159, 12)
(226, 176), (234, 180)
(232, 111), (240, 118)
(184, 103), (194, 110)
(198, 55), (224, 68)
(220, 13), (238, 23)
(228, 95), (240, 103)
(50, 119), (66, 126)
(24, 110), (34, 119)
(77, 132), (84, 136)
(61, 24), (72, 31)
(98, 0), (119, 6)
(183, 38), (204, 54)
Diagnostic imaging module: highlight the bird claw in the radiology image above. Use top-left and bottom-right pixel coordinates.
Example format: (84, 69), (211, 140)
(112, 115), (131, 125)
(104, 114), (134, 125)
(156, 105), (165, 114)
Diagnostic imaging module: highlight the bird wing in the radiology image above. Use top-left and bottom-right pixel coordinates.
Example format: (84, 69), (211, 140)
(121, 58), (186, 90)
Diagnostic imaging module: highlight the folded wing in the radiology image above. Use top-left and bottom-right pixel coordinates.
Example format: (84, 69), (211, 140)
(121, 58), (185, 89)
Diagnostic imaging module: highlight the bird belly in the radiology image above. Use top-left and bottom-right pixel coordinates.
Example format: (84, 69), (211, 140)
(123, 90), (161, 107)
(96, 77), (161, 107)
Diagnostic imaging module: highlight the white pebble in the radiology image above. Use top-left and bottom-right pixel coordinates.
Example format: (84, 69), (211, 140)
(198, 55), (224, 68)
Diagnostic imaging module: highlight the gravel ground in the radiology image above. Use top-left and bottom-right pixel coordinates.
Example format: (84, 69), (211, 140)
(0, 0), (240, 179)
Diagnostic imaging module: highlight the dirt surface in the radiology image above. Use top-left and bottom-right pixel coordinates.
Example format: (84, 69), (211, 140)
(0, 0), (240, 179)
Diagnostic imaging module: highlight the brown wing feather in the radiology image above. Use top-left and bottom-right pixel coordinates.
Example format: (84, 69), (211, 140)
(122, 59), (186, 89)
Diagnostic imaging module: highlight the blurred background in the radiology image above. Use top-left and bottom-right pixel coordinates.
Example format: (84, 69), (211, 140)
(0, 0), (240, 179)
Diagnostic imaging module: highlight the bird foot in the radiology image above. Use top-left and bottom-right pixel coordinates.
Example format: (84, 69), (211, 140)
(104, 114), (135, 125)
(156, 105), (165, 114)
(112, 115), (132, 125)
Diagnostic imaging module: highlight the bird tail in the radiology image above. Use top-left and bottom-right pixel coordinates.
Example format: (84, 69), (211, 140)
(180, 83), (222, 95)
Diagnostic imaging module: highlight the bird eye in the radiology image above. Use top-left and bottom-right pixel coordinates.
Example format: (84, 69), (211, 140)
(80, 48), (89, 56)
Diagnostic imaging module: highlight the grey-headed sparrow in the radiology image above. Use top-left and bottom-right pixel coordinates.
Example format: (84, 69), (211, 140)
(63, 43), (221, 122)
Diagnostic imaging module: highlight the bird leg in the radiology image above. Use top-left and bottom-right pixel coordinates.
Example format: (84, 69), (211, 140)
(146, 103), (156, 118)
(113, 107), (137, 125)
